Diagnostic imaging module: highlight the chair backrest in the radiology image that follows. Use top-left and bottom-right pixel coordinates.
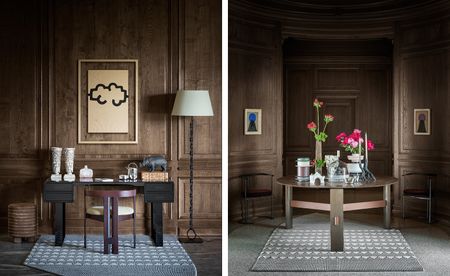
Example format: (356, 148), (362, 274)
(239, 173), (274, 191)
(85, 189), (136, 198)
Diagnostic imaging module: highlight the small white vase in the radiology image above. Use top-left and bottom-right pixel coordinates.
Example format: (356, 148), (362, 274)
(347, 153), (363, 163)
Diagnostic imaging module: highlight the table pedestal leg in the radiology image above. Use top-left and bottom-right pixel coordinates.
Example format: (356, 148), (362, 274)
(54, 202), (66, 246)
(151, 203), (163, 246)
(330, 189), (344, 251)
(384, 185), (391, 229)
(285, 186), (293, 229)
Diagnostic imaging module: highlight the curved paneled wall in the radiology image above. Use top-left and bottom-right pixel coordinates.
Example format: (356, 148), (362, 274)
(229, 0), (450, 225)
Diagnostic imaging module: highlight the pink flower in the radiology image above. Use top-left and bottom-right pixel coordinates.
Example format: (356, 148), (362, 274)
(307, 121), (317, 132)
(324, 114), (334, 123)
(351, 141), (359, 148)
(336, 132), (346, 142)
(353, 129), (361, 134)
(349, 131), (361, 142)
(367, 139), (375, 150)
(313, 99), (323, 108)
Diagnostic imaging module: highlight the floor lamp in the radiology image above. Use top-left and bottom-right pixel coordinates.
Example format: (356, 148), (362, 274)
(171, 90), (214, 243)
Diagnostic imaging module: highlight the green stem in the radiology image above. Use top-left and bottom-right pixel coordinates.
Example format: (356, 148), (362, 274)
(322, 121), (329, 133)
(316, 106), (320, 135)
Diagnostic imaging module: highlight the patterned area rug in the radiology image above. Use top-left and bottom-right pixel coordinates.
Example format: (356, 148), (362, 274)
(252, 227), (423, 272)
(24, 234), (196, 276)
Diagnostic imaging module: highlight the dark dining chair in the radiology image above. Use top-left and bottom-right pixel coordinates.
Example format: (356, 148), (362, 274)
(84, 188), (136, 254)
(402, 172), (436, 224)
(239, 173), (274, 224)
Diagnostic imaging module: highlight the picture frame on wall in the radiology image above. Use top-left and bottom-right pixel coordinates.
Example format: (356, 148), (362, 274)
(78, 59), (139, 144)
(244, 108), (262, 135)
(413, 108), (431, 135)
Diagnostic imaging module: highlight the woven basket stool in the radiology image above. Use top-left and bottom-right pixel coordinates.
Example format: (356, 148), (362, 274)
(8, 203), (37, 243)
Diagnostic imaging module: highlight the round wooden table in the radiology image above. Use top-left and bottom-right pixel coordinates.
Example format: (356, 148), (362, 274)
(276, 176), (398, 251)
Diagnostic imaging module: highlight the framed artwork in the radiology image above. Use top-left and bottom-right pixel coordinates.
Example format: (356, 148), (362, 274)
(78, 59), (138, 144)
(244, 108), (262, 135)
(414, 108), (431, 135)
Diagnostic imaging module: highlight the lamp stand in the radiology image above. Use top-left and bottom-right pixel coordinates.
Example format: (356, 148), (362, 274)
(179, 116), (203, 243)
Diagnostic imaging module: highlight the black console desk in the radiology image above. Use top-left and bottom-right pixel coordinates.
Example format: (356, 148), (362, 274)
(43, 179), (174, 247)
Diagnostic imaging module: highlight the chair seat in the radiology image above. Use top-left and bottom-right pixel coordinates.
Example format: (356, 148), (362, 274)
(404, 188), (429, 197)
(87, 206), (134, 216)
(243, 189), (272, 198)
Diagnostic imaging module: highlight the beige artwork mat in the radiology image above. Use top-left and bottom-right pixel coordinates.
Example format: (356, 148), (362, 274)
(87, 70), (129, 133)
(78, 59), (138, 144)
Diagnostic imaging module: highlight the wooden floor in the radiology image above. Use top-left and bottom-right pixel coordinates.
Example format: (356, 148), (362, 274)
(0, 231), (222, 276)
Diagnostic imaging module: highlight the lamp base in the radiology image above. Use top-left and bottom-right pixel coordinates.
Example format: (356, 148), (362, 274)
(178, 237), (203, 243)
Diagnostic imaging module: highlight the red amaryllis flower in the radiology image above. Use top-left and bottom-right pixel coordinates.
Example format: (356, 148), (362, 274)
(313, 99), (323, 108)
(324, 114), (334, 123)
(367, 139), (375, 150)
(307, 121), (317, 132)
(336, 132), (346, 142)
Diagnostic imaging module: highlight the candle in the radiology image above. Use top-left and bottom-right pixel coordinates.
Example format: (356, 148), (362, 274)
(365, 133), (368, 162)
(336, 150), (340, 158)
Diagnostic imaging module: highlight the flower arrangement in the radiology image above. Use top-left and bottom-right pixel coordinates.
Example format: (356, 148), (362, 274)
(307, 99), (334, 142)
(336, 129), (375, 154)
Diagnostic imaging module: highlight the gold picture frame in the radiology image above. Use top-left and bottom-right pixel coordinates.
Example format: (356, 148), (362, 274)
(413, 108), (431, 135)
(78, 59), (139, 144)
(244, 108), (262, 135)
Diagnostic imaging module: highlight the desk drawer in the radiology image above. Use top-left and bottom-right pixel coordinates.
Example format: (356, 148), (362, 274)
(144, 182), (174, 203)
(43, 183), (74, 202)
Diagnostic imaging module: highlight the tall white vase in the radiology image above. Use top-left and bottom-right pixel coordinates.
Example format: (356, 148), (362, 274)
(50, 147), (62, 181)
(63, 148), (76, 182)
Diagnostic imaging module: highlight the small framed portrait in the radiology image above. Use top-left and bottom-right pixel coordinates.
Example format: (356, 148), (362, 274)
(414, 108), (431, 135)
(244, 108), (262, 135)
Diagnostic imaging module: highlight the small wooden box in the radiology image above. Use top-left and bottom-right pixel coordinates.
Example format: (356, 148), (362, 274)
(141, 171), (169, 182)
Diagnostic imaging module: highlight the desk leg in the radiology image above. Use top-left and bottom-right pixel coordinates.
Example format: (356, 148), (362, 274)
(285, 186), (293, 229)
(384, 185), (391, 229)
(151, 203), (163, 246)
(330, 189), (344, 252)
(54, 202), (66, 246)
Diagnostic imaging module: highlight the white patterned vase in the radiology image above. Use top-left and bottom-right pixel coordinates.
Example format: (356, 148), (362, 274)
(63, 148), (76, 182)
(51, 147), (62, 174)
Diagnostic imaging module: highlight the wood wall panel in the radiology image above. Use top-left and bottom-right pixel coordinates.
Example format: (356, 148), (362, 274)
(394, 12), (450, 225)
(230, 0), (450, 226)
(284, 42), (393, 181)
(0, 0), (221, 237)
(228, 17), (284, 221)
(179, 0), (222, 161)
(178, 177), (222, 219)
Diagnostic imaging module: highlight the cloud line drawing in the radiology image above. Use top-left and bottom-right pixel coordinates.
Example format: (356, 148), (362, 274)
(88, 82), (128, 106)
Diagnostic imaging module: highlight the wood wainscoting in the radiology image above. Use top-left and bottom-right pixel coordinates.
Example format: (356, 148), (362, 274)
(0, 0), (221, 237)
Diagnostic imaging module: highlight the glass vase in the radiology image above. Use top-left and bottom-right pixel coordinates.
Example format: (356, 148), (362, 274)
(315, 140), (322, 174)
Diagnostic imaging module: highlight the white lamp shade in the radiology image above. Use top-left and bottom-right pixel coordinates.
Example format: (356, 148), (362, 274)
(171, 90), (214, 116)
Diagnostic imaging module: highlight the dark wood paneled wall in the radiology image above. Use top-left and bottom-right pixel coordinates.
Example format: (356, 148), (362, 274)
(229, 0), (450, 224)
(0, 0), (221, 236)
(393, 11), (450, 224)
(284, 39), (393, 210)
(228, 15), (283, 221)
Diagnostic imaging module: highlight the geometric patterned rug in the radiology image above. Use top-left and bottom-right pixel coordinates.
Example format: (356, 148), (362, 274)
(24, 234), (196, 276)
(252, 228), (423, 272)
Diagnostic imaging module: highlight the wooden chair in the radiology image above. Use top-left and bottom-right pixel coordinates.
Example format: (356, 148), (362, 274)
(239, 173), (274, 224)
(84, 188), (136, 254)
(402, 172), (436, 224)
